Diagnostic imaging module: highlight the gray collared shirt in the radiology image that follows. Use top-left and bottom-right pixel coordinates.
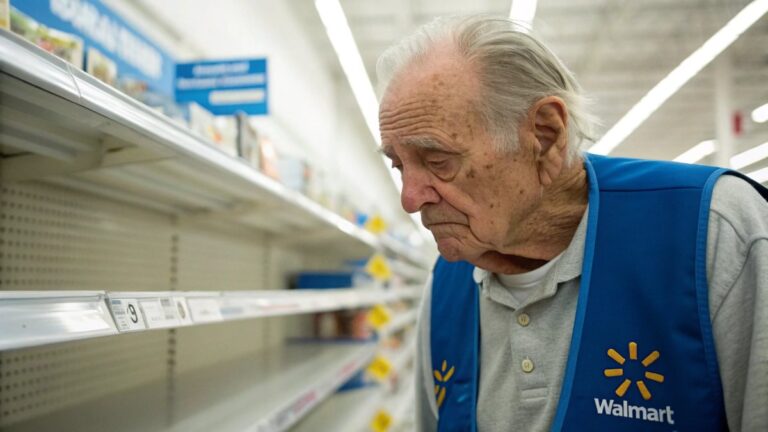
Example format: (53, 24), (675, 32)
(415, 175), (768, 431)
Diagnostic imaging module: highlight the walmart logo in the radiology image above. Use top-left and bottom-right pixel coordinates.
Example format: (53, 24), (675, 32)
(594, 341), (675, 425)
(603, 341), (664, 400)
(433, 360), (454, 408)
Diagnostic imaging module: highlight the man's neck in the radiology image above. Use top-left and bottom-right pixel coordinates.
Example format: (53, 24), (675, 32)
(476, 161), (589, 275)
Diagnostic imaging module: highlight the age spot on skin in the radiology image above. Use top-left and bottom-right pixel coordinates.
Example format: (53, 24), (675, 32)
(519, 189), (524, 195)
(467, 168), (476, 179)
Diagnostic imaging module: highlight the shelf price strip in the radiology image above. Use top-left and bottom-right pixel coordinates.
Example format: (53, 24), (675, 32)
(108, 298), (146, 331)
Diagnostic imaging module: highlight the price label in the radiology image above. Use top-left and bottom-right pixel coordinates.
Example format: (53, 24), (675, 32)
(367, 356), (393, 381)
(365, 215), (387, 235)
(109, 298), (146, 331)
(187, 298), (223, 323)
(173, 297), (193, 326)
(370, 410), (393, 432)
(139, 298), (179, 329)
(366, 254), (392, 281)
(368, 304), (392, 330)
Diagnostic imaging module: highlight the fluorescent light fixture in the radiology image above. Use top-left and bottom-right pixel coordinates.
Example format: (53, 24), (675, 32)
(509, 0), (538, 31)
(746, 166), (768, 184)
(316, 0), (430, 240)
(589, 0), (768, 155)
(730, 141), (768, 169)
(673, 140), (716, 163)
(315, 0), (404, 194)
(315, 0), (380, 146)
(752, 103), (768, 123)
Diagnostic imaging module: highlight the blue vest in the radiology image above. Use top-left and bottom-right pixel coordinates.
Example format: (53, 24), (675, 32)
(430, 154), (768, 431)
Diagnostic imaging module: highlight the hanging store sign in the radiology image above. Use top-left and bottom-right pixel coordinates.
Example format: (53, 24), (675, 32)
(175, 58), (269, 116)
(11, 0), (176, 96)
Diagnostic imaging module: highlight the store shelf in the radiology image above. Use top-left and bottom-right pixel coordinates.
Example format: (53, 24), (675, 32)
(292, 385), (386, 432)
(0, 291), (118, 351)
(382, 374), (416, 431)
(377, 309), (419, 340)
(4, 342), (376, 432)
(0, 288), (422, 351)
(0, 30), (386, 257)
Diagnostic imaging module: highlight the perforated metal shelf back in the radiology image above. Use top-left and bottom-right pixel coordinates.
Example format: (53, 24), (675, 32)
(0, 180), (310, 428)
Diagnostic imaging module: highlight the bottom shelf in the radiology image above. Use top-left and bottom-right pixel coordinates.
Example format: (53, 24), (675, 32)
(4, 342), (376, 432)
(294, 371), (416, 432)
(293, 386), (385, 432)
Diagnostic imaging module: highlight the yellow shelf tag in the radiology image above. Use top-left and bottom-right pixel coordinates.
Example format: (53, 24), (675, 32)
(370, 409), (393, 432)
(366, 254), (392, 281)
(367, 355), (393, 381)
(368, 304), (392, 330)
(365, 215), (387, 235)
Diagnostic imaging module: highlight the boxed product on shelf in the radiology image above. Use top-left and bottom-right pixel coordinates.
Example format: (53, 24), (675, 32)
(121, 78), (187, 124)
(313, 309), (372, 340)
(236, 112), (261, 166)
(186, 102), (237, 157)
(86, 47), (117, 86)
(277, 156), (309, 193)
(0, 0), (9, 30)
(259, 136), (281, 180)
(10, 7), (83, 68)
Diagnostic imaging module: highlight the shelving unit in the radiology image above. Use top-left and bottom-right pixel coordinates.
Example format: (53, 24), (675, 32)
(4, 343), (377, 432)
(0, 29), (428, 431)
(0, 287), (421, 351)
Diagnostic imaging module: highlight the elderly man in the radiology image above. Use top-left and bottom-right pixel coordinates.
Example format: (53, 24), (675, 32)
(377, 16), (768, 432)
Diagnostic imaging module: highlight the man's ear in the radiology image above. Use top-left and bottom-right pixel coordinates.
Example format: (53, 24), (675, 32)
(527, 96), (569, 186)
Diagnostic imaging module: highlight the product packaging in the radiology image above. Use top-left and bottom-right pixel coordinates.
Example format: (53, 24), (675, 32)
(86, 47), (117, 86)
(10, 8), (83, 68)
(187, 102), (237, 157)
(259, 136), (281, 180)
(236, 112), (261, 167)
(0, 0), (10, 30)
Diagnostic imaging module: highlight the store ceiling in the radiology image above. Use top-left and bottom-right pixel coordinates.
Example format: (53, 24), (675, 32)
(290, 0), (768, 173)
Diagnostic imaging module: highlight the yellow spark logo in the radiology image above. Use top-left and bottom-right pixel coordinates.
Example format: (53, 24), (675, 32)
(604, 342), (665, 400)
(433, 360), (455, 408)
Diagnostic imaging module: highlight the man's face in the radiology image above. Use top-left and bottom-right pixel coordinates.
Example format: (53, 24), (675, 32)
(379, 49), (544, 264)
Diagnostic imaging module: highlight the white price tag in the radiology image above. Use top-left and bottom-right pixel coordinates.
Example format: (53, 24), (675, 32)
(219, 298), (248, 319)
(109, 298), (146, 331)
(173, 297), (193, 326)
(139, 298), (179, 329)
(187, 298), (223, 323)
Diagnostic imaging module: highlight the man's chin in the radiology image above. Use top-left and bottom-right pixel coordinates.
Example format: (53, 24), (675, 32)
(435, 237), (472, 262)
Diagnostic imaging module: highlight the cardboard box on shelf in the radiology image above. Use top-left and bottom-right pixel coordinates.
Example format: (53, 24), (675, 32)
(187, 102), (237, 157)
(10, 8), (83, 68)
(259, 136), (281, 180)
(86, 47), (117, 86)
(236, 112), (261, 167)
(0, 0), (9, 30)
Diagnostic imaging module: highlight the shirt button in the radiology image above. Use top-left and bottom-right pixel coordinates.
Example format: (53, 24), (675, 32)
(517, 313), (531, 327)
(521, 358), (535, 373)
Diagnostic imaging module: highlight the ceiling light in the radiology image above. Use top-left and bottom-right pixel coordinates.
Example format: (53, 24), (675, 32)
(509, 0), (538, 31)
(589, 0), (768, 155)
(746, 166), (768, 184)
(752, 103), (768, 123)
(315, 0), (380, 147)
(673, 140), (716, 163)
(730, 141), (768, 169)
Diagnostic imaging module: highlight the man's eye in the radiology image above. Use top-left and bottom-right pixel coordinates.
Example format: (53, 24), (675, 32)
(427, 160), (448, 170)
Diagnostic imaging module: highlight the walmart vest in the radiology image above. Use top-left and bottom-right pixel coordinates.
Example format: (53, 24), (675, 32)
(430, 154), (768, 431)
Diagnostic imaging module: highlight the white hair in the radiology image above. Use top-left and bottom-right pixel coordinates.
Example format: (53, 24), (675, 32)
(377, 15), (598, 164)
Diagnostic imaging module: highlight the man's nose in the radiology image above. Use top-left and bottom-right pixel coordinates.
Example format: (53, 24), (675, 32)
(400, 168), (440, 213)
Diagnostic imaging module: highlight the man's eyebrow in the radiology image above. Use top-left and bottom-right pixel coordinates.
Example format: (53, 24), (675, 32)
(378, 136), (453, 158)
